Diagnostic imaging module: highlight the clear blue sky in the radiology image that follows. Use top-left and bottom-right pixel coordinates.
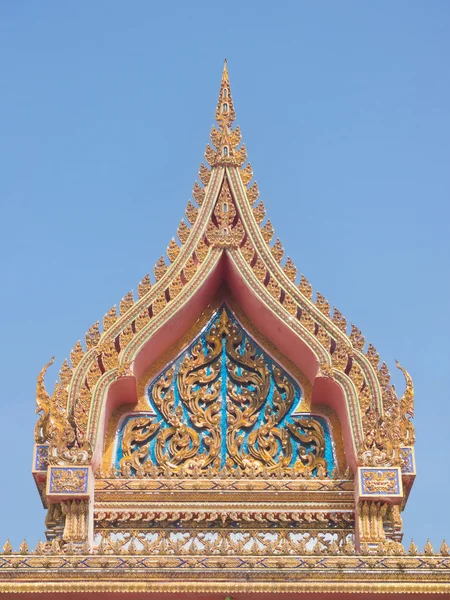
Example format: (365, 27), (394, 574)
(0, 2), (449, 549)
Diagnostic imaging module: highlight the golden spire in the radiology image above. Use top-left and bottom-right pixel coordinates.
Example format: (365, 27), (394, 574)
(205, 60), (247, 168)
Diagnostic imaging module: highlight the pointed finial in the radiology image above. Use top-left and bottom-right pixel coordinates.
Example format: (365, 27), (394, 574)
(215, 59), (235, 130)
(223, 58), (229, 81)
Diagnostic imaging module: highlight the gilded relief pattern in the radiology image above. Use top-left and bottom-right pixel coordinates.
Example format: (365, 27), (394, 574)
(117, 308), (333, 476)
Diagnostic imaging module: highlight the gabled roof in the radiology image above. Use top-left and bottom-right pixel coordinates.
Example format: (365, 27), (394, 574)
(35, 60), (414, 475)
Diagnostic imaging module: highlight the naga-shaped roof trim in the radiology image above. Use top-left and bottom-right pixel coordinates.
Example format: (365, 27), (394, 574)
(35, 61), (414, 477)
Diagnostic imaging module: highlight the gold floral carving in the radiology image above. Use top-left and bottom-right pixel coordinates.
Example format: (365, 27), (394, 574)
(122, 309), (324, 477)
(138, 274), (152, 298)
(362, 470), (398, 494)
(206, 179), (244, 248)
(50, 469), (88, 493)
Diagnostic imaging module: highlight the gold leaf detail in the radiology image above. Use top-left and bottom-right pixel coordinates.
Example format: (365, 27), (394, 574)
(350, 324), (365, 351)
(283, 293), (297, 316)
(154, 256), (167, 282)
(240, 163), (253, 186)
(246, 182), (259, 205)
(299, 274), (313, 300)
(260, 220), (274, 243)
(138, 274), (151, 299)
(210, 126), (221, 149)
(177, 220), (190, 245)
(198, 164), (211, 187)
(378, 362), (390, 388)
(183, 257), (196, 282)
(229, 126), (242, 149)
(332, 308), (347, 333)
(167, 238), (180, 263)
(331, 339), (349, 371)
(103, 306), (117, 331)
(59, 359), (72, 387)
(119, 325), (133, 350)
(185, 201), (198, 226)
(253, 258), (266, 283)
(204, 144), (216, 167)
(86, 360), (102, 389)
(253, 201), (266, 224)
(99, 340), (119, 371)
(366, 344), (380, 369)
(300, 309), (316, 334)
(316, 293), (330, 317)
(267, 278), (281, 300)
(316, 326), (330, 350)
(271, 239), (284, 263)
(241, 239), (255, 263)
(234, 145), (247, 167)
(195, 238), (208, 263)
(120, 292), (134, 316)
(70, 342), (84, 369)
(169, 275), (183, 299)
(283, 257), (297, 282)
(153, 293), (167, 316)
(192, 182), (205, 206)
(85, 322), (100, 350)
(134, 308), (150, 333)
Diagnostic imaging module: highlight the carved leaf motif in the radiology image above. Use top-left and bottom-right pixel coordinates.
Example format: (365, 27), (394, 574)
(195, 238), (208, 263)
(204, 145), (217, 167)
(167, 238), (180, 263)
(138, 274), (151, 299)
(267, 278), (281, 300)
(260, 220), (274, 243)
(169, 275), (183, 299)
(119, 325), (133, 350)
(253, 258), (266, 282)
(152, 293), (167, 316)
(59, 359), (72, 387)
(253, 201), (266, 224)
(135, 308), (150, 333)
(299, 274), (313, 300)
(283, 293), (297, 316)
(154, 256), (167, 282)
(210, 126), (221, 149)
(177, 220), (190, 245)
(300, 310), (316, 334)
(85, 322), (100, 350)
(271, 239), (284, 263)
(240, 163), (253, 186)
(350, 324), (365, 351)
(229, 126), (242, 149)
(86, 360), (102, 389)
(246, 182), (259, 205)
(192, 182), (205, 206)
(198, 164), (211, 187)
(70, 342), (85, 369)
(234, 145), (247, 167)
(185, 201), (198, 226)
(183, 257), (196, 282)
(120, 292), (134, 316)
(366, 344), (380, 369)
(103, 306), (117, 332)
(331, 340), (349, 371)
(315, 293), (330, 317)
(332, 308), (347, 333)
(378, 362), (391, 388)
(241, 240), (255, 263)
(283, 257), (297, 282)
(100, 340), (119, 371)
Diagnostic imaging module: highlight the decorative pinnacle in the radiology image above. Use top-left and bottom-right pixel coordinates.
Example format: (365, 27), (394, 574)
(206, 60), (247, 168)
(215, 59), (235, 130)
